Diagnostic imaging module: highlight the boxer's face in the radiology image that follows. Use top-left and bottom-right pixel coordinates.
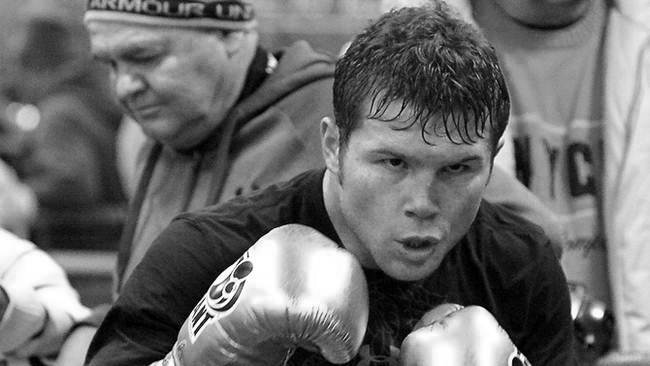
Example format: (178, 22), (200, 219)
(88, 22), (247, 150)
(322, 100), (493, 281)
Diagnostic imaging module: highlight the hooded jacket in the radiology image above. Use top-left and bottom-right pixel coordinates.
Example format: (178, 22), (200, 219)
(116, 41), (334, 289)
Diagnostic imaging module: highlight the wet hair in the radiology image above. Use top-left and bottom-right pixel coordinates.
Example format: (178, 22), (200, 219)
(333, 2), (510, 155)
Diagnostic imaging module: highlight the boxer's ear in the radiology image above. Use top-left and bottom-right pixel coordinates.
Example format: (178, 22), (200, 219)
(321, 116), (341, 176)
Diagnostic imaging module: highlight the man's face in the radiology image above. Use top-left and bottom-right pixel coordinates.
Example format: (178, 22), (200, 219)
(323, 101), (493, 281)
(87, 22), (245, 150)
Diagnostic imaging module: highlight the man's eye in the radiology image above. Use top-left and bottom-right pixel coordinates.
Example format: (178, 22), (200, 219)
(383, 158), (406, 169)
(443, 164), (468, 174)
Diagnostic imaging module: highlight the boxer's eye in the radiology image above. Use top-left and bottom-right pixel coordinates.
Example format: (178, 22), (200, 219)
(382, 158), (407, 171)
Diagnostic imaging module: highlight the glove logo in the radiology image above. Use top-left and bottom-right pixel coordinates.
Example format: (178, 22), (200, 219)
(188, 252), (254, 342)
(207, 253), (254, 312)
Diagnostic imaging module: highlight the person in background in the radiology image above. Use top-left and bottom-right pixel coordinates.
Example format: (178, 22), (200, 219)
(0, 228), (91, 365)
(4, 0), (127, 251)
(84, 0), (334, 294)
(449, 0), (650, 359)
(53, 1), (339, 364)
(85, 4), (575, 365)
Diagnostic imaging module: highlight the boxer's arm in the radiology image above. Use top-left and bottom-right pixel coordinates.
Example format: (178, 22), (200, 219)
(151, 224), (368, 366)
(87, 218), (237, 366)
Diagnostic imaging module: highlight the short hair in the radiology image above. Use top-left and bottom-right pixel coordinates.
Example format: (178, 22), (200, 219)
(333, 2), (510, 155)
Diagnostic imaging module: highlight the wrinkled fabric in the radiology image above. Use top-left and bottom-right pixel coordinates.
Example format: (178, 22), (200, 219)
(602, 9), (650, 351)
(0, 229), (90, 365)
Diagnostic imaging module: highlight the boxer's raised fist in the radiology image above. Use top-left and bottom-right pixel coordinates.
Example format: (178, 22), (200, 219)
(401, 305), (530, 366)
(412, 303), (464, 331)
(152, 224), (368, 366)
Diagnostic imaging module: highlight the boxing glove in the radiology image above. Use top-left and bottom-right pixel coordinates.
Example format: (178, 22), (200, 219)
(412, 303), (464, 331)
(152, 224), (368, 366)
(400, 304), (531, 366)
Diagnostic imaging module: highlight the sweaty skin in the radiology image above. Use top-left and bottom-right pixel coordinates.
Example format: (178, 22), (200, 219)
(322, 100), (493, 282)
